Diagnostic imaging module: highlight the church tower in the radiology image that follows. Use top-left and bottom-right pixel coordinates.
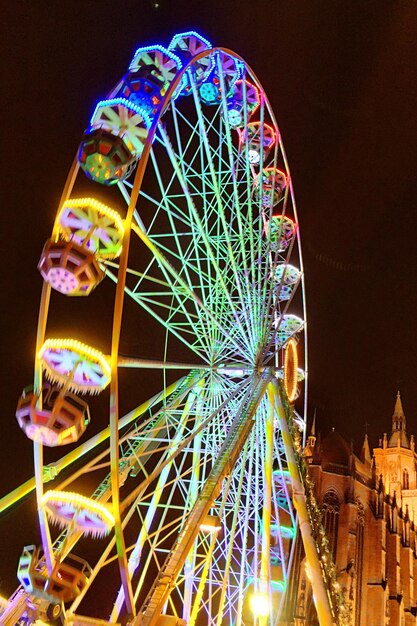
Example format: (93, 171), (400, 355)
(373, 391), (417, 516)
(290, 392), (417, 625)
(303, 412), (316, 463)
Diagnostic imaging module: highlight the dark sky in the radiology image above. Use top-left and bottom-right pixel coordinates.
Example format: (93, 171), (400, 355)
(1, 0), (417, 595)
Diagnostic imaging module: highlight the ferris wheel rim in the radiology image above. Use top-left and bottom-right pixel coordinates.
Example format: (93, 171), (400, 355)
(26, 39), (308, 625)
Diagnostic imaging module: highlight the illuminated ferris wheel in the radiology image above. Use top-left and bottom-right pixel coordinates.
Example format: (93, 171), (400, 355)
(1, 31), (342, 626)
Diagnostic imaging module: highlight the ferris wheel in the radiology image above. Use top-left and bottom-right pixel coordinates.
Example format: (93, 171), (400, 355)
(1, 30), (339, 626)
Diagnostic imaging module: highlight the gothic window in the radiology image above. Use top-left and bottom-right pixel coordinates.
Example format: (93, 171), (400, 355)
(322, 489), (340, 558)
(403, 468), (409, 489)
(389, 461), (398, 483)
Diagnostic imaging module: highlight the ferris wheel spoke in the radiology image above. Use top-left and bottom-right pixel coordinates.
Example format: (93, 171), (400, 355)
(126, 216), (248, 360)
(120, 137), (253, 360)
(110, 385), (202, 620)
(146, 146), (215, 328)
(157, 122), (253, 361)
(128, 226), (249, 360)
(188, 78), (257, 355)
(253, 96), (272, 337)
(225, 80), (282, 355)
(215, 64), (257, 347)
(106, 259), (182, 291)
(190, 426), (257, 625)
(31, 375), (203, 615)
(111, 376), (253, 618)
(258, 141), (282, 334)
(131, 373), (270, 626)
(212, 440), (251, 626)
(120, 376), (254, 514)
(106, 266), (210, 361)
(118, 160), (218, 358)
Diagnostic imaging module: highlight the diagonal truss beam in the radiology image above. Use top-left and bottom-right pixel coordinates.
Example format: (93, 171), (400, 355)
(131, 371), (272, 626)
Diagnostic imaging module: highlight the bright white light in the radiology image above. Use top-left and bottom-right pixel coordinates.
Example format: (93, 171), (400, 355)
(217, 364), (247, 377)
(200, 515), (222, 533)
(250, 592), (269, 617)
(293, 410), (306, 431)
(248, 149), (260, 164)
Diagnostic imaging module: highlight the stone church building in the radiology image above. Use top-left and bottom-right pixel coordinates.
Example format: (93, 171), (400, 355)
(285, 392), (417, 625)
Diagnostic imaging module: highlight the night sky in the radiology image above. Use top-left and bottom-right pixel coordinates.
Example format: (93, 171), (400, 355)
(1, 0), (417, 597)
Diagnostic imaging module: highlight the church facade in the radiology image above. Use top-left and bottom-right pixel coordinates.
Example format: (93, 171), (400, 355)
(285, 393), (417, 625)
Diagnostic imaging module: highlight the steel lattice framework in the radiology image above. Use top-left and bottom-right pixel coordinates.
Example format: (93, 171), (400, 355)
(0, 31), (345, 626)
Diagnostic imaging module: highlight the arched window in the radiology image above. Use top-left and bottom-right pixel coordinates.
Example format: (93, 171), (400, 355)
(403, 468), (409, 489)
(322, 489), (340, 558)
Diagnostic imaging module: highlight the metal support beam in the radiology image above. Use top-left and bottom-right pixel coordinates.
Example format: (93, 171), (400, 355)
(271, 379), (336, 626)
(129, 372), (272, 626)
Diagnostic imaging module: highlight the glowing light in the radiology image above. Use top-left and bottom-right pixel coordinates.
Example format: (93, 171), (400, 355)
(247, 122), (276, 145)
(270, 580), (286, 591)
(284, 338), (298, 403)
(200, 514), (222, 533)
(248, 148), (261, 165)
(90, 98), (151, 129)
(215, 50), (242, 91)
(278, 314), (304, 335)
(126, 44), (187, 102)
(38, 339), (111, 394)
(16, 386), (90, 447)
(199, 77), (221, 104)
(273, 524), (296, 539)
(272, 469), (291, 478)
(275, 315), (304, 350)
(168, 32), (214, 96)
(59, 198), (125, 259)
(88, 99), (151, 161)
(0, 594), (8, 608)
(250, 592), (269, 617)
(274, 264), (301, 302)
(235, 59), (245, 79)
(168, 31), (212, 51)
(129, 44), (183, 75)
(296, 368), (305, 381)
(218, 364), (247, 377)
(41, 490), (114, 537)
